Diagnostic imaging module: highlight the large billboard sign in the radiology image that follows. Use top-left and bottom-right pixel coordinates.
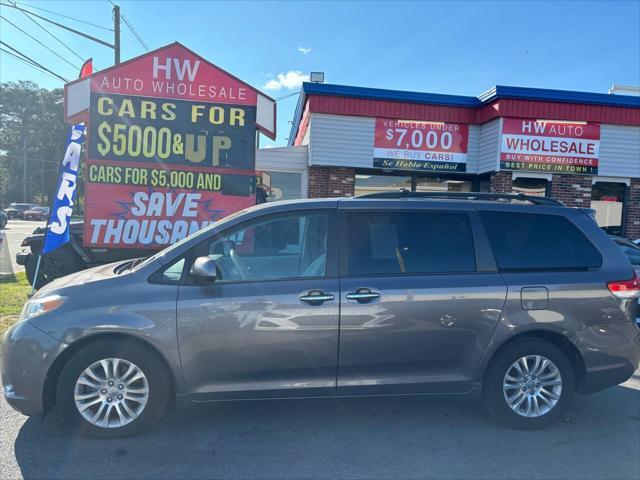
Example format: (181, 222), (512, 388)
(64, 43), (275, 248)
(373, 118), (468, 172)
(500, 118), (600, 175)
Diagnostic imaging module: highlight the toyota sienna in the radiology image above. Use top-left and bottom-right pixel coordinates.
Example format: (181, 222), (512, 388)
(2, 192), (639, 437)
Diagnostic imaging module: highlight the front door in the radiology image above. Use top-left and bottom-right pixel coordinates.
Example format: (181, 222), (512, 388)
(337, 206), (507, 395)
(177, 208), (339, 399)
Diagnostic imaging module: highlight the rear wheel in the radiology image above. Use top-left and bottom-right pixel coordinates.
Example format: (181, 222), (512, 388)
(484, 339), (575, 429)
(57, 339), (170, 438)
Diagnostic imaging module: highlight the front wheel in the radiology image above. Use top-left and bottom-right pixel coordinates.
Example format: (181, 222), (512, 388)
(57, 339), (170, 438)
(484, 339), (575, 429)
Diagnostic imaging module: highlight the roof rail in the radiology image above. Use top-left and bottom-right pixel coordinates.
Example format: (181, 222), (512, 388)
(354, 190), (565, 206)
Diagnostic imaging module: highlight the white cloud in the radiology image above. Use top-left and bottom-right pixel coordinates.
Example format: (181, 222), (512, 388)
(263, 70), (309, 91)
(297, 46), (312, 55)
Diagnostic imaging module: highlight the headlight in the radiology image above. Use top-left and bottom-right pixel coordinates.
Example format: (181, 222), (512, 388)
(20, 295), (67, 320)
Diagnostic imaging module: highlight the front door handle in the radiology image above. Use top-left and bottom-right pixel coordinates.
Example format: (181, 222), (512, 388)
(299, 290), (335, 305)
(346, 288), (380, 303)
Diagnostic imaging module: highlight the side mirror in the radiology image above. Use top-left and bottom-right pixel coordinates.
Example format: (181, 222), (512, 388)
(190, 256), (217, 282)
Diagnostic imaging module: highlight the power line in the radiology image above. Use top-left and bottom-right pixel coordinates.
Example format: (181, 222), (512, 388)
(276, 91), (301, 102)
(0, 2), (114, 49)
(14, 1), (114, 31)
(107, 0), (149, 52)
(6, 1), (87, 64)
(121, 14), (149, 52)
(0, 14), (81, 70)
(0, 47), (65, 82)
(0, 41), (69, 82)
(0, 153), (63, 165)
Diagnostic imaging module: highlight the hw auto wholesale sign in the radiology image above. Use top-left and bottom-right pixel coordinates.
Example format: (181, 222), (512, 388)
(373, 118), (469, 172)
(64, 43), (276, 248)
(500, 118), (600, 174)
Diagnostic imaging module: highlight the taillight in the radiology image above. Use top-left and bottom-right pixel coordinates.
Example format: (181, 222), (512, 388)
(607, 271), (640, 299)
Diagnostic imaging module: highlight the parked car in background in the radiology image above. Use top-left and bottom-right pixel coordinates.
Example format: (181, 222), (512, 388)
(0, 211), (7, 229)
(23, 206), (50, 221)
(2, 192), (639, 438)
(610, 235), (640, 326)
(3, 203), (39, 219)
(17, 221), (156, 289)
(610, 236), (640, 266)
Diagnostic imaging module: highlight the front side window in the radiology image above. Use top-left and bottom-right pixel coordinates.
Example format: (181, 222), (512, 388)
(480, 211), (602, 271)
(149, 256), (187, 284)
(205, 212), (328, 282)
(347, 211), (476, 275)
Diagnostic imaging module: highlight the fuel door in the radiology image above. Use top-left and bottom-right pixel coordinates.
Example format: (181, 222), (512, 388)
(521, 286), (549, 310)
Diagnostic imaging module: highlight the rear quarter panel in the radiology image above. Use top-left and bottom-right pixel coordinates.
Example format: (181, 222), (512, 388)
(473, 206), (637, 383)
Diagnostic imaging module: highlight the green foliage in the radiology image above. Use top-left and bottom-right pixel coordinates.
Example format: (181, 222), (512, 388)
(0, 81), (69, 208)
(0, 272), (29, 334)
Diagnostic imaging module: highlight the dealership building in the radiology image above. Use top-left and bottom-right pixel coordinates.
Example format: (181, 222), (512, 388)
(256, 83), (640, 238)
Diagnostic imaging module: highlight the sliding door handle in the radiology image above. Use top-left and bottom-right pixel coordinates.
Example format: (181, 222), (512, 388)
(299, 290), (335, 305)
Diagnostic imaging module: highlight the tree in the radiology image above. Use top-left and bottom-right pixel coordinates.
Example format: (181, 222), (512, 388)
(0, 81), (68, 208)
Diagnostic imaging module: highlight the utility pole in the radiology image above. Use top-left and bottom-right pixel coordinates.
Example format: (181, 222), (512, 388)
(113, 4), (120, 65)
(22, 137), (27, 202)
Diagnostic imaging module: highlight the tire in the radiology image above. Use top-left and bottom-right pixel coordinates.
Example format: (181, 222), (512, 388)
(56, 339), (170, 438)
(483, 338), (575, 429)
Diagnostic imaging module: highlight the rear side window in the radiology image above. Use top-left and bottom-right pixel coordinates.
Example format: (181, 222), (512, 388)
(347, 211), (476, 275)
(480, 211), (602, 271)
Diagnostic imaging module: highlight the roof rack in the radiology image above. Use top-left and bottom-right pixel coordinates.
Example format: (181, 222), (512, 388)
(354, 190), (565, 206)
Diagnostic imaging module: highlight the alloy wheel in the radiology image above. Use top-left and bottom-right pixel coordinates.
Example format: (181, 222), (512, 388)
(502, 355), (562, 418)
(74, 358), (149, 428)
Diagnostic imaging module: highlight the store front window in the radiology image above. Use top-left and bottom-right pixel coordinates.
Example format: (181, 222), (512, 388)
(591, 181), (627, 236)
(512, 176), (549, 197)
(355, 173), (479, 196)
(415, 177), (472, 193)
(354, 174), (412, 196)
(258, 171), (303, 203)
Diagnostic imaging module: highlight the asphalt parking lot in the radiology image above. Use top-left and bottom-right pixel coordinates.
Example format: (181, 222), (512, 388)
(0, 220), (43, 274)
(1, 371), (639, 480)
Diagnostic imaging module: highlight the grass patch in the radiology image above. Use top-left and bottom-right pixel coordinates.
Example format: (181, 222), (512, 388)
(0, 272), (30, 334)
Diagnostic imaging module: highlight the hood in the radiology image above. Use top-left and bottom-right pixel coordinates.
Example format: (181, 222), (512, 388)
(35, 261), (129, 296)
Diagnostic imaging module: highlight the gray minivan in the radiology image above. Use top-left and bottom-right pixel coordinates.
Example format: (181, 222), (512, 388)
(2, 192), (639, 437)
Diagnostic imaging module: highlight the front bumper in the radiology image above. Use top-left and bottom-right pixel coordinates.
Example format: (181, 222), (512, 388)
(574, 321), (640, 394)
(1, 320), (67, 416)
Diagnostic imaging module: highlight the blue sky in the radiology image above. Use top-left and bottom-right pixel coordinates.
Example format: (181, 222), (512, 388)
(1, 0), (639, 146)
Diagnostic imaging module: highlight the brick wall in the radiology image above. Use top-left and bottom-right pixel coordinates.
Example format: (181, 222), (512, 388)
(490, 171), (512, 193)
(308, 166), (355, 198)
(549, 174), (592, 207)
(624, 178), (640, 239)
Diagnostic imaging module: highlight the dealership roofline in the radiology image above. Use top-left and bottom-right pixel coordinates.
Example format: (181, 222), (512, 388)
(288, 82), (640, 145)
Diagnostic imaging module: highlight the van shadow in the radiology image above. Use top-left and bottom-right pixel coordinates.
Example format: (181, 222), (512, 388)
(13, 385), (640, 480)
